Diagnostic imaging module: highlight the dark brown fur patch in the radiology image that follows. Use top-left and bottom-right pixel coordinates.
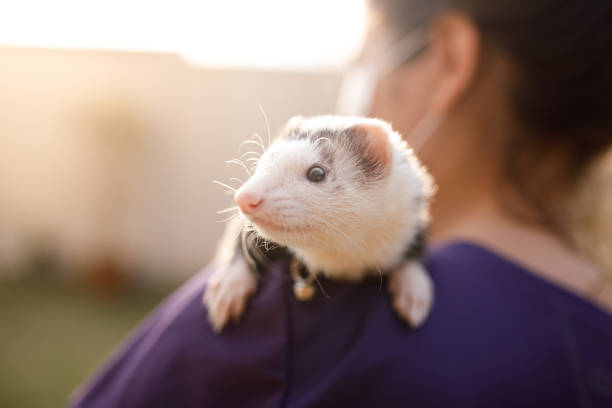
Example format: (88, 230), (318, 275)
(282, 126), (387, 180)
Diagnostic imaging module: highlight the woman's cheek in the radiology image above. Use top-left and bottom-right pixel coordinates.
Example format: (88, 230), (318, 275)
(370, 73), (428, 143)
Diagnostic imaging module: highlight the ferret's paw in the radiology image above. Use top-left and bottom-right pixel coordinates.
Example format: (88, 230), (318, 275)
(387, 261), (433, 328)
(203, 259), (257, 333)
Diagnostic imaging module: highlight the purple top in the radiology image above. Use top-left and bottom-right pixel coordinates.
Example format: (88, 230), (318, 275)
(70, 242), (612, 407)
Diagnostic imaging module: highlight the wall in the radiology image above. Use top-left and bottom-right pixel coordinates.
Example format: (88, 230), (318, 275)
(0, 46), (340, 282)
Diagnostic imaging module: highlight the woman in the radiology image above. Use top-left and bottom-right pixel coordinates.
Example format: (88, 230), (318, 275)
(71, 1), (612, 406)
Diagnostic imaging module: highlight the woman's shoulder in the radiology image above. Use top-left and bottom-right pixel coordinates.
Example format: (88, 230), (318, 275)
(70, 243), (612, 407)
(427, 241), (612, 333)
(278, 241), (612, 407)
(385, 241), (612, 406)
(69, 266), (290, 407)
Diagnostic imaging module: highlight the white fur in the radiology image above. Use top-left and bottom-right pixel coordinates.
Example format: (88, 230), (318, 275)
(237, 116), (434, 280)
(204, 116), (435, 331)
(387, 260), (434, 327)
(203, 215), (258, 332)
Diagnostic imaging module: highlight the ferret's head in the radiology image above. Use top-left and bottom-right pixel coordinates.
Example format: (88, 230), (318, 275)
(234, 116), (432, 264)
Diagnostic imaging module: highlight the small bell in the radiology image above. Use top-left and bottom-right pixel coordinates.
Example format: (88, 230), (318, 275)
(293, 279), (316, 301)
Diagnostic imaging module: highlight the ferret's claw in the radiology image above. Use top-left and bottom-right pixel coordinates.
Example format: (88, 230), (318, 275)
(387, 261), (433, 328)
(203, 258), (256, 333)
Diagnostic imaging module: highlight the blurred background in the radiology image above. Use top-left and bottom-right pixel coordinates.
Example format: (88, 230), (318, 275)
(0, 1), (367, 406)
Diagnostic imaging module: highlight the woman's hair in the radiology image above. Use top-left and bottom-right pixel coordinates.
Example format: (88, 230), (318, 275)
(371, 0), (612, 247)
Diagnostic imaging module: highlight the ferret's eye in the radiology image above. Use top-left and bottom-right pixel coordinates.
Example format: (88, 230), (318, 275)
(306, 166), (326, 182)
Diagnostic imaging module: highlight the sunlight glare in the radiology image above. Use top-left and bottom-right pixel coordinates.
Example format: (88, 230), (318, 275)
(0, 0), (367, 71)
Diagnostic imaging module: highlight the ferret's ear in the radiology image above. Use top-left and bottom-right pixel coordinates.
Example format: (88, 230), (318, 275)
(353, 121), (392, 171)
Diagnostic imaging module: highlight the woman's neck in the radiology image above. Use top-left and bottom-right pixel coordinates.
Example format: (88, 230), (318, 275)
(430, 196), (612, 314)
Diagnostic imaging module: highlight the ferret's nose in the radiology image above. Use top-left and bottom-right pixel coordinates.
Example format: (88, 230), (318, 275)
(234, 189), (264, 214)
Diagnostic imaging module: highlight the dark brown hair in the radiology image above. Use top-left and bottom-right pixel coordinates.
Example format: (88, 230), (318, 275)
(371, 0), (612, 239)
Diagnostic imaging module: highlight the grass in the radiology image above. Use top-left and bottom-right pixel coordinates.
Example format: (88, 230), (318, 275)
(0, 279), (176, 408)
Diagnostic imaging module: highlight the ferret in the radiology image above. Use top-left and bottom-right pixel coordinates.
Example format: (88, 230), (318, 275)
(203, 115), (435, 332)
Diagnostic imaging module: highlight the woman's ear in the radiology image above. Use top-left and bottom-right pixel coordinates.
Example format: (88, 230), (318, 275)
(428, 13), (481, 113)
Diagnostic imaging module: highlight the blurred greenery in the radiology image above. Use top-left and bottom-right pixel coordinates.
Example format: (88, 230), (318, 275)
(0, 279), (176, 408)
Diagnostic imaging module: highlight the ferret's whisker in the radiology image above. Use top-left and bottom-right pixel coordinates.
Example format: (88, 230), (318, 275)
(264, 240), (273, 252)
(226, 159), (251, 177)
(216, 213), (240, 223)
(229, 177), (244, 186)
(239, 150), (261, 161)
(245, 157), (259, 165)
(310, 272), (330, 299)
(239, 139), (265, 154)
(252, 132), (266, 152)
(258, 104), (272, 148)
(216, 206), (239, 214)
(212, 179), (238, 192)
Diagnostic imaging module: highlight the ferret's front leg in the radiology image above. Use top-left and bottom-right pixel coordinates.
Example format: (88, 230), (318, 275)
(387, 261), (433, 328)
(203, 256), (257, 333)
(203, 218), (257, 332)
